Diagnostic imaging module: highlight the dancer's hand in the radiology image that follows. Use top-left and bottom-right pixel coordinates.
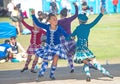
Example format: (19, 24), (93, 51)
(31, 9), (35, 15)
(101, 7), (105, 14)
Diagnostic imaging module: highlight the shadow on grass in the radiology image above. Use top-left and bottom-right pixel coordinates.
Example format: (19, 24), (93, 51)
(0, 63), (120, 84)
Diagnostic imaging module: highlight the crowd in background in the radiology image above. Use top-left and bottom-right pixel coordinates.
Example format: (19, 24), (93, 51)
(0, 0), (119, 17)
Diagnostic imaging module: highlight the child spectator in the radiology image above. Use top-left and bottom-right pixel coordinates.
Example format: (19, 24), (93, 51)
(81, 0), (90, 14)
(7, 0), (15, 17)
(9, 36), (26, 62)
(11, 6), (21, 35)
(100, 0), (106, 13)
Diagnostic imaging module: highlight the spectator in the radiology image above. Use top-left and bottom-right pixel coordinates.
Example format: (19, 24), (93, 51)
(37, 11), (43, 22)
(100, 0), (106, 13)
(81, 0), (90, 14)
(11, 6), (21, 35)
(50, 0), (58, 15)
(0, 40), (12, 63)
(0, 7), (8, 17)
(9, 36), (27, 62)
(16, 3), (23, 33)
(7, 0), (15, 17)
(112, 0), (119, 13)
(42, 13), (48, 23)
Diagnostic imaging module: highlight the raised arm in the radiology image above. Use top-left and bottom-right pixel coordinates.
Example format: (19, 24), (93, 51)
(21, 19), (33, 30)
(67, 3), (78, 21)
(31, 10), (48, 30)
(88, 8), (104, 28)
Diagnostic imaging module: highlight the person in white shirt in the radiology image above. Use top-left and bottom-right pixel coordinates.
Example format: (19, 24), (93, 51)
(7, 0), (15, 17)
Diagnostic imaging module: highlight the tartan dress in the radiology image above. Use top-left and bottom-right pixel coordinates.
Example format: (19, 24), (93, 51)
(27, 44), (41, 55)
(71, 13), (103, 64)
(73, 38), (95, 64)
(60, 36), (76, 57)
(35, 43), (67, 61)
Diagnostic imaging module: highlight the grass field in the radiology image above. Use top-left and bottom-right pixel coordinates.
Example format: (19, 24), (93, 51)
(0, 13), (120, 64)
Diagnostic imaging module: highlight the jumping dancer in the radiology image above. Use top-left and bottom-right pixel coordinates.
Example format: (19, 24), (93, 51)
(58, 2), (78, 73)
(31, 10), (69, 80)
(70, 8), (113, 82)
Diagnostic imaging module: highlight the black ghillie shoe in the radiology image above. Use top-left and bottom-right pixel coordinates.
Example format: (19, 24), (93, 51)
(35, 74), (44, 81)
(70, 69), (74, 73)
(50, 75), (56, 80)
(104, 74), (114, 79)
(21, 67), (28, 72)
(31, 70), (37, 73)
(86, 76), (91, 82)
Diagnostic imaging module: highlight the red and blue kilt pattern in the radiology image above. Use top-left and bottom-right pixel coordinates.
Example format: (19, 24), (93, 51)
(27, 44), (41, 55)
(60, 36), (76, 57)
(35, 43), (67, 61)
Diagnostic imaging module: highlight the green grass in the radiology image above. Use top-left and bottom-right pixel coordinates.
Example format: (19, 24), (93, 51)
(0, 14), (120, 61)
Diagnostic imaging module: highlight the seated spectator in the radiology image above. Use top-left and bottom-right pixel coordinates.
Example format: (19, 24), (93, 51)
(9, 36), (27, 62)
(0, 40), (12, 63)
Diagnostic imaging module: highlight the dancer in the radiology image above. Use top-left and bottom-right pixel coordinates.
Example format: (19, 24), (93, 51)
(70, 8), (113, 82)
(20, 18), (46, 73)
(31, 10), (69, 80)
(58, 2), (78, 73)
(59, 2), (96, 72)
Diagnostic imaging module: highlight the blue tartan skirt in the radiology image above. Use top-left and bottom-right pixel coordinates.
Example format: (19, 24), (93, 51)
(74, 38), (95, 64)
(35, 43), (67, 61)
(60, 36), (76, 57)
